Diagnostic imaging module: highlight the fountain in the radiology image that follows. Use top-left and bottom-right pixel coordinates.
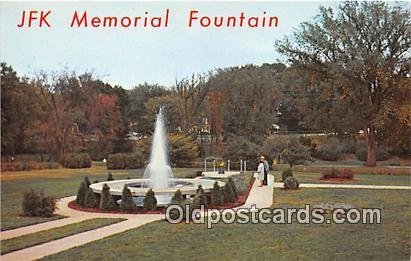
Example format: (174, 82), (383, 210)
(90, 108), (224, 206)
(142, 108), (174, 189)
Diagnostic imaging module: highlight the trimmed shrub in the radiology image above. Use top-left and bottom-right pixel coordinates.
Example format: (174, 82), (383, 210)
(226, 177), (238, 198)
(171, 189), (184, 204)
(84, 177), (91, 188)
(283, 176), (299, 190)
(321, 168), (354, 180)
(84, 188), (97, 208)
(100, 183), (116, 210)
(143, 189), (157, 211)
(192, 185), (207, 209)
(107, 154), (126, 169)
(62, 153), (91, 168)
(107, 172), (114, 181)
(223, 183), (235, 203)
(316, 144), (342, 161)
(106, 153), (145, 170)
(22, 189), (56, 217)
(76, 181), (88, 206)
(211, 181), (223, 206)
(281, 168), (293, 182)
(120, 186), (137, 211)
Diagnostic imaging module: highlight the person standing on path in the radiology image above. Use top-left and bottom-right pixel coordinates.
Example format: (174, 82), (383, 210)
(257, 158), (265, 187)
(261, 155), (269, 185)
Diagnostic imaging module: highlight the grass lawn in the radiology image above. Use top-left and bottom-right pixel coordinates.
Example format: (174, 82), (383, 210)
(0, 218), (125, 255)
(41, 188), (410, 260)
(0, 165), (201, 230)
(282, 171), (411, 186)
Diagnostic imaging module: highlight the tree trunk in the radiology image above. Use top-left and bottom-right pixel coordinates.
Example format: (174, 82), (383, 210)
(364, 125), (376, 167)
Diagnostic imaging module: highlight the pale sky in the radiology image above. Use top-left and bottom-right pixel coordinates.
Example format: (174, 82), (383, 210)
(0, 1), (337, 88)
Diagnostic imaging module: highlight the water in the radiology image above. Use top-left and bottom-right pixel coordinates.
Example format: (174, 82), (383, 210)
(143, 108), (175, 189)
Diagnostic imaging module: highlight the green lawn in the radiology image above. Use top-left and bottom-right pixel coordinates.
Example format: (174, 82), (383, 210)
(0, 165), (201, 230)
(1, 218), (125, 255)
(283, 171), (411, 186)
(41, 188), (411, 260)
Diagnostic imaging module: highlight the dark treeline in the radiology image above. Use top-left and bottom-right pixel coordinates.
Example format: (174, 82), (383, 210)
(1, 2), (409, 166)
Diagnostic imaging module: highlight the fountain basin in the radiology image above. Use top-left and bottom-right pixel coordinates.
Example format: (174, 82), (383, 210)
(90, 178), (225, 206)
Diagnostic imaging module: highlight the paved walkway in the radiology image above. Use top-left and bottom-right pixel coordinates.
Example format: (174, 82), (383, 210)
(273, 182), (411, 190)
(1, 176), (274, 260)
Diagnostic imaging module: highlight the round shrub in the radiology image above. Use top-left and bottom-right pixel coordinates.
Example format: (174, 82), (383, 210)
(22, 189), (56, 217)
(316, 144), (342, 161)
(281, 168), (293, 181)
(107, 153), (145, 169)
(62, 153), (91, 168)
(120, 186), (137, 211)
(143, 189), (157, 211)
(84, 188), (97, 208)
(171, 189), (184, 204)
(283, 176), (299, 190)
(107, 154), (126, 169)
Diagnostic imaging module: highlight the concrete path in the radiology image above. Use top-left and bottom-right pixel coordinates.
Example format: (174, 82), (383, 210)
(1, 215), (163, 261)
(243, 175), (274, 208)
(273, 182), (411, 190)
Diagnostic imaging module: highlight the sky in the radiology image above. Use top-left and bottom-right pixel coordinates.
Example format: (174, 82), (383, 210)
(0, 1), (338, 88)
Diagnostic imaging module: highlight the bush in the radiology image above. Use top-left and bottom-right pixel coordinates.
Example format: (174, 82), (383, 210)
(107, 153), (145, 169)
(84, 188), (97, 208)
(316, 144), (342, 161)
(226, 177), (238, 198)
(223, 183), (235, 203)
(120, 186), (137, 211)
(192, 185), (207, 209)
(231, 172), (254, 194)
(84, 177), (91, 188)
(283, 176), (299, 190)
(281, 168), (293, 182)
(171, 189), (184, 204)
(321, 168), (354, 180)
(62, 153), (91, 168)
(76, 181), (88, 206)
(355, 147), (390, 161)
(143, 189), (157, 211)
(107, 172), (114, 181)
(106, 154), (126, 169)
(1, 161), (60, 172)
(99, 183), (116, 210)
(22, 189), (56, 217)
(211, 181), (223, 206)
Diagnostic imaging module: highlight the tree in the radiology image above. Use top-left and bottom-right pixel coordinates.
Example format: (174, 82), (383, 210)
(169, 134), (200, 167)
(263, 136), (311, 167)
(192, 185), (207, 209)
(1, 63), (43, 158)
(277, 2), (410, 166)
